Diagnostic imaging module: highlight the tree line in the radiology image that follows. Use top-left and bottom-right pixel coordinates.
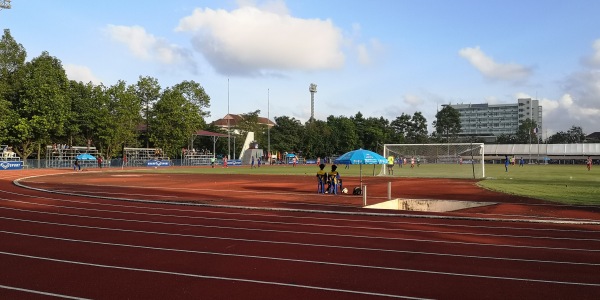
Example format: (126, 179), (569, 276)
(0, 29), (590, 161)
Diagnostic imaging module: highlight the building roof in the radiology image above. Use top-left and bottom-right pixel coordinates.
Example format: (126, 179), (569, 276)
(194, 130), (228, 137)
(586, 132), (600, 140)
(212, 114), (276, 128)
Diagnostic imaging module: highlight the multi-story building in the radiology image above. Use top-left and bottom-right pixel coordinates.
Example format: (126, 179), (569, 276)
(444, 98), (542, 141)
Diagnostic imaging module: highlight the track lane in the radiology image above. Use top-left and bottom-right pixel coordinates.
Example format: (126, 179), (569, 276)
(1, 170), (600, 299)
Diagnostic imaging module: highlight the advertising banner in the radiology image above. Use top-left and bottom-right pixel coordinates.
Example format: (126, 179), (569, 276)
(147, 160), (171, 167)
(0, 161), (23, 170)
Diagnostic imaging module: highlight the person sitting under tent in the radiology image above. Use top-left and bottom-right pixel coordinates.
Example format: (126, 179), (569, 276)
(73, 158), (81, 171)
(327, 165), (343, 194)
(316, 163), (327, 194)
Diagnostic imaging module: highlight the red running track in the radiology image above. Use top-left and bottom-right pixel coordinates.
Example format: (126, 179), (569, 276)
(1, 168), (599, 299)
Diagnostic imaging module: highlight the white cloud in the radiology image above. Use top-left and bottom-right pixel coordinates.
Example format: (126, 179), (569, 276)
(175, 4), (346, 76)
(459, 46), (532, 81)
(584, 39), (600, 68)
(64, 64), (102, 84)
(105, 24), (197, 73)
(356, 38), (385, 66)
(403, 94), (423, 106)
(236, 0), (290, 15)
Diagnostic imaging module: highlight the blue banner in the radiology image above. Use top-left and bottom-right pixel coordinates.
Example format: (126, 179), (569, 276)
(147, 160), (171, 167)
(0, 161), (23, 170)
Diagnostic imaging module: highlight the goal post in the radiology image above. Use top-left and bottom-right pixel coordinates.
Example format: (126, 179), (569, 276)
(381, 143), (485, 179)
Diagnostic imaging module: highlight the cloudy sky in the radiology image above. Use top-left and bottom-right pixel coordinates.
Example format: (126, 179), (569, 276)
(2, 0), (599, 137)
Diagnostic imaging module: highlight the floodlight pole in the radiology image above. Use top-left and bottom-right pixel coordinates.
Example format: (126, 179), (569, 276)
(227, 78), (231, 160)
(268, 88), (271, 165)
(309, 83), (317, 121)
(0, 0), (11, 10)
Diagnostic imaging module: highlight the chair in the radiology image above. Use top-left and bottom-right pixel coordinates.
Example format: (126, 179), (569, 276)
(317, 173), (327, 194)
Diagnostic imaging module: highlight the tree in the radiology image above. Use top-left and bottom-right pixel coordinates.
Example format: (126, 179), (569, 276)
(135, 76), (161, 147)
(270, 116), (304, 155)
(433, 106), (461, 143)
(326, 115), (359, 154)
(236, 110), (265, 148)
(98, 80), (142, 159)
(389, 113), (411, 143)
(150, 80), (209, 157)
(547, 125), (586, 144)
(408, 112), (428, 143)
(515, 118), (538, 144)
(0, 29), (26, 148)
(303, 119), (332, 158)
(0, 29), (26, 80)
(11, 51), (70, 159)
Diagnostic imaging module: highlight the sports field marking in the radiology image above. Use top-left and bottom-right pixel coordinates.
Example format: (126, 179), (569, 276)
(16, 173), (600, 210)
(1, 204), (599, 253)
(13, 177), (600, 225)
(3, 188), (599, 239)
(0, 251), (429, 300)
(2, 233), (599, 287)
(48, 188), (181, 199)
(3, 197), (599, 243)
(1, 216), (598, 267)
(0, 284), (89, 300)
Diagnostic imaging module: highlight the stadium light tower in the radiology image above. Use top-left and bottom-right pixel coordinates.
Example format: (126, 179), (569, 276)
(309, 83), (317, 121)
(0, 0), (11, 10)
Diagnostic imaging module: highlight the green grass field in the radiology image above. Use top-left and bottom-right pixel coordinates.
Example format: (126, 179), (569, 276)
(139, 163), (599, 206)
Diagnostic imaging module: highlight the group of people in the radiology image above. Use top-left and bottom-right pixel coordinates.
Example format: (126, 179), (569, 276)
(385, 155), (421, 174)
(1, 145), (16, 159)
(250, 156), (261, 168)
(72, 155), (104, 171)
(316, 164), (343, 194)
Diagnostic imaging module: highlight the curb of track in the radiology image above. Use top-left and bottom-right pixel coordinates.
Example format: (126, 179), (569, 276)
(12, 173), (600, 226)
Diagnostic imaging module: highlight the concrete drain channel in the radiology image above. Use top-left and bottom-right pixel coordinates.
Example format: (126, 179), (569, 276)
(364, 199), (497, 212)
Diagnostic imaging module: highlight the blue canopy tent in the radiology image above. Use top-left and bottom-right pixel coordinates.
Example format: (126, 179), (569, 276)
(334, 148), (388, 186)
(76, 153), (96, 160)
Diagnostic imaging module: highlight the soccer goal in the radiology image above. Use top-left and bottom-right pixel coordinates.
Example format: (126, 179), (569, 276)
(380, 143), (485, 179)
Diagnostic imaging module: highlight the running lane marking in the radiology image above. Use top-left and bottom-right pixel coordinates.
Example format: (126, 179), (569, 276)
(1, 235), (599, 288)
(2, 189), (598, 235)
(0, 251), (429, 300)
(1, 217), (599, 267)
(2, 198), (599, 244)
(0, 284), (89, 300)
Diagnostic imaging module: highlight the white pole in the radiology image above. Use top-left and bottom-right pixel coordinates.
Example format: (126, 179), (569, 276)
(227, 78), (230, 160)
(362, 185), (367, 206)
(387, 182), (391, 200)
(268, 88), (271, 165)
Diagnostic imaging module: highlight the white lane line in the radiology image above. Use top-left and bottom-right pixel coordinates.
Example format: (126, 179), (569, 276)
(19, 178), (600, 209)
(2, 234), (599, 288)
(0, 251), (429, 300)
(1, 206), (599, 254)
(0, 284), (90, 300)
(13, 178), (600, 225)
(2, 198), (599, 244)
(1, 217), (598, 266)
(49, 189), (180, 199)
(2, 189), (598, 235)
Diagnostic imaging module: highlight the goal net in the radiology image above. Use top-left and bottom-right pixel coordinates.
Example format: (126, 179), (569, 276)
(380, 143), (485, 179)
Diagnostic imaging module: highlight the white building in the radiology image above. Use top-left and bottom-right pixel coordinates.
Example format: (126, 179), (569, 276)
(445, 98), (542, 141)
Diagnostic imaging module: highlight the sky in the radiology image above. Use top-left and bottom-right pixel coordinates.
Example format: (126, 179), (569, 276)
(2, 0), (600, 138)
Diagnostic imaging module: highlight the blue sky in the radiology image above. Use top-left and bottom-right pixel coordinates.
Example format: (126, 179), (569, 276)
(2, 0), (599, 137)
